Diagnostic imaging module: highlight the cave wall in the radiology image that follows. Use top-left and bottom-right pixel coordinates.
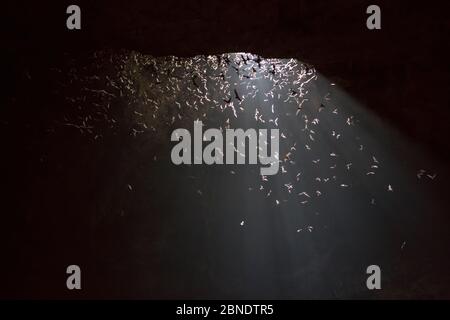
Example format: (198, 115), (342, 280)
(4, 0), (450, 159)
